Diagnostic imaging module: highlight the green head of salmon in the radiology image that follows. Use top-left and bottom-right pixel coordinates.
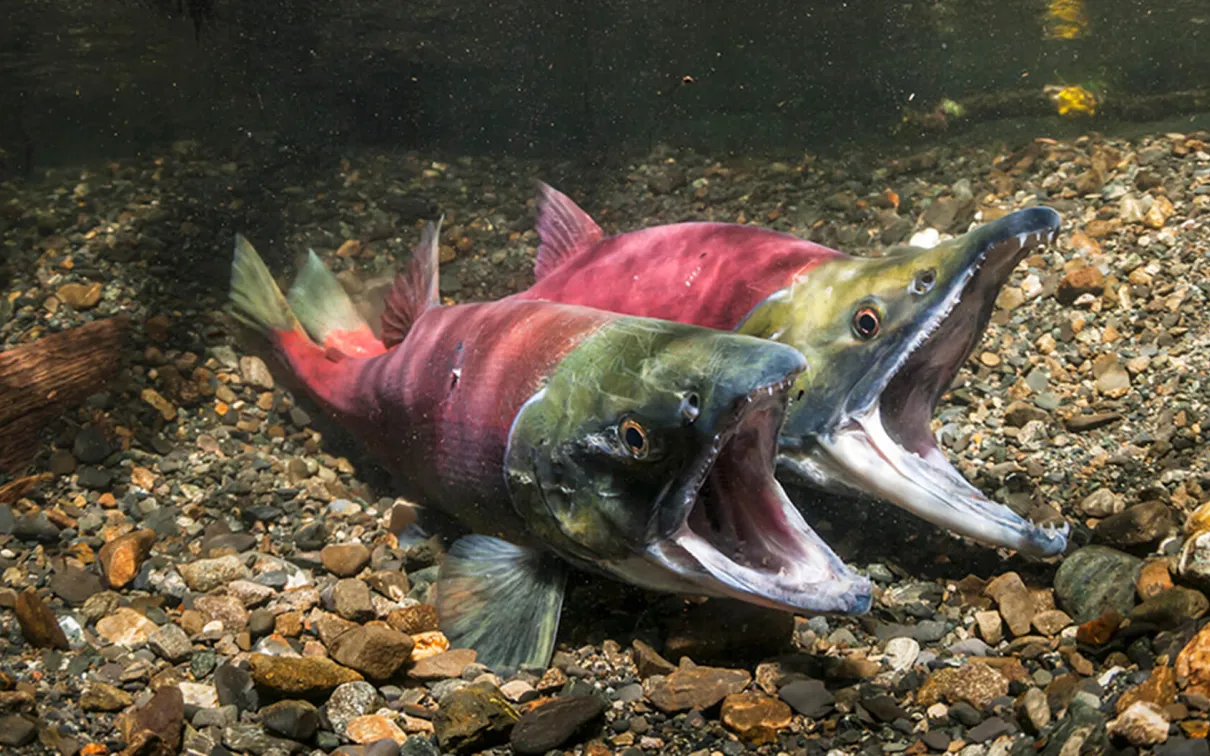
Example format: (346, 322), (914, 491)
(740, 207), (1069, 557)
(506, 317), (872, 616)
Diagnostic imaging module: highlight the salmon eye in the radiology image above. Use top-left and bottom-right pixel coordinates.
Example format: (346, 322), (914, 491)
(620, 418), (649, 458)
(911, 268), (936, 295)
(852, 307), (881, 339)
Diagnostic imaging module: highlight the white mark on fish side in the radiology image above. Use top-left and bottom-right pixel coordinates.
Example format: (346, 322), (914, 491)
(684, 265), (702, 288)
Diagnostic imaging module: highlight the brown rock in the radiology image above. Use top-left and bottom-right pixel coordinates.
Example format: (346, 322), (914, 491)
(970, 656), (1030, 685)
(57, 282), (103, 310)
(81, 682), (134, 712)
(1056, 265), (1105, 305)
(720, 692), (792, 745)
(1138, 559), (1175, 600)
(248, 654), (363, 696)
(917, 662), (1008, 711)
(409, 648), (477, 681)
(410, 630), (450, 661)
(141, 388), (177, 421)
(1118, 666), (1177, 714)
(974, 610), (1003, 645)
(1046, 673), (1081, 714)
(0, 690), (35, 711)
(238, 355), (274, 389)
(1143, 195), (1174, 229)
(346, 715), (407, 744)
(1076, 610), (1122, 646)
(274, 612), (303, 637)
(1107, 701), (1170, 747)
(387, 604), (439, 635)
(99, 529), (156, 589)
(15, 589), (69, 649)
(321, 543), (371, 577)
(365, 571), (410, 601)
(1084, 218), (1121, 238)
(1176, 622), (1210, 697)
(1186, 501), (1210, 535)
(328, 626), (415, 681)
(642, 665), (752, 713)
(96, 607), (157, 647)
(1032, 609), (1073, 637)
(313, 612), (358, 646)
(432, 681), (519, 753)
(509, 695), (605, 755)
(177, 555), (249, 592)
(535, 667), (569, 692)
(984, 573), (1035, 637)
(1095, 501), (1175, 547)
(118, 685), (183, 756)
(633, 640), (675, 679)
(194, 595), (249, 632)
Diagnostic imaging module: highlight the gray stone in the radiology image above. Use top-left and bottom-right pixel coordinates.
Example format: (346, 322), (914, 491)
(214, 663), (258, 712)
(223, 723), (274, 755)
(73, 426), (111, 463)
(149, 622), (193, 662)
(0, 714), (37, 746)
(326, 680), (381, 735)
(1054, 546), (1144, 623)
(778, 679), (834, 718)
(260, 699), (318, 741)
(178, 555), (250, 592)
(967, 716), (1012, 742)
(509, 695), (604, 755)
(333, 578), (374, 622)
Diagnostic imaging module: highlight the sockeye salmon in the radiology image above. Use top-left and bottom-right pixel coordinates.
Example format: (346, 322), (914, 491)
(507, 184), (1070, 557)
(227, 220), (872, 674)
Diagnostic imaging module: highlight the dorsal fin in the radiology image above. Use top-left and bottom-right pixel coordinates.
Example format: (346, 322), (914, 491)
(534, 181), (603, 281)
(381, 217), (443, 348)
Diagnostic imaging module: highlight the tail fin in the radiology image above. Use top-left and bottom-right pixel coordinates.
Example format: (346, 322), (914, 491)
(288, 250), (387, 359)
(229, 234), (302, 336)
(228, 234), (362, 421)
(381, 217), (443, 348)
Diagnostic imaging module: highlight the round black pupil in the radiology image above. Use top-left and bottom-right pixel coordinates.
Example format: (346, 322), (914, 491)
(625, 426), (645, 450)
(920, 271), (935, 285)
(858, 312), (877, 334)
(687, 393), (700, 408)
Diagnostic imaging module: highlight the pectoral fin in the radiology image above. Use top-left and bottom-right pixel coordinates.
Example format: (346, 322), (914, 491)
(436, 535), (566, 675)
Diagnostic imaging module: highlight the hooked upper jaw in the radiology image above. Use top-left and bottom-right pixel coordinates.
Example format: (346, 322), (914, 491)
(649, 372), (873, 615)
(783, 207), (1069, 558)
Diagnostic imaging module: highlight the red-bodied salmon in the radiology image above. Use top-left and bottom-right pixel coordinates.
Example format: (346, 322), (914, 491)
(227, 220), (871, 674)
(506, 184), (1069, 557)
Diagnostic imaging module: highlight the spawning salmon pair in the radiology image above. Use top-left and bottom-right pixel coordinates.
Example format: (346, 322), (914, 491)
(228, 182), (1067, 673)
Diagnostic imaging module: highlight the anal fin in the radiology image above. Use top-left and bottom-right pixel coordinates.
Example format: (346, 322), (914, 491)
(436, 535), (566, 675)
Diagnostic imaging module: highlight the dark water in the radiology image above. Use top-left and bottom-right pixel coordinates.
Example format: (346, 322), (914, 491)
(2, 0), (1209, 173)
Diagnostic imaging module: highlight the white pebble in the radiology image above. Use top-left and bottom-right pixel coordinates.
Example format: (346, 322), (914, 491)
(884, 636), (920, 671)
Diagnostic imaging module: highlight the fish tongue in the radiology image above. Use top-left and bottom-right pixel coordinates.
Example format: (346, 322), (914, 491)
(435, 535), (567, 675)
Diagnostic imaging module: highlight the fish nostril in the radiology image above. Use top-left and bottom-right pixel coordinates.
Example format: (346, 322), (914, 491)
(911, 269), (936, 295)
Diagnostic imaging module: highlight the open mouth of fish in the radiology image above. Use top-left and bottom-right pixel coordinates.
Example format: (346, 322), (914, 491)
(794, 207), (1070, 557)
(651, 376), (873, 615)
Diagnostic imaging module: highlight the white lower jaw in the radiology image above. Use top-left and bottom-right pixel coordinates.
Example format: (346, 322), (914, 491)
(800, 402), (1068, 558)
(631, 482), (872, 616)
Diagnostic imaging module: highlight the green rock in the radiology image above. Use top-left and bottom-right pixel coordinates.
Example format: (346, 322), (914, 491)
(1054, 546), (1143, 624)
(433, 681), (519, 753)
